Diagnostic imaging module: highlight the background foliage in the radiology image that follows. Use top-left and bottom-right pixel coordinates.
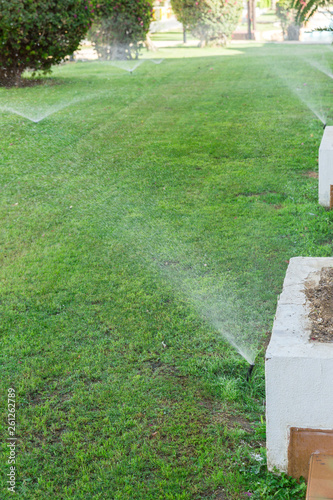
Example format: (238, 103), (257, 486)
(291, 0), (331, 23)
(171, 0), (243, 46)
(276, 0), (301, 40)
(89, 0), (153, 60)
(0, 0), (93, 86)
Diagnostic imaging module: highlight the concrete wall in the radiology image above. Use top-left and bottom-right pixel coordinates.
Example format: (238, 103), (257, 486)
(319, 126), (333, 208)
(266, 257), (333, 473)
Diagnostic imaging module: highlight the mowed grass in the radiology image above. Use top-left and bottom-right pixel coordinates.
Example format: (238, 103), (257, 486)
(1, 43), (333, 499)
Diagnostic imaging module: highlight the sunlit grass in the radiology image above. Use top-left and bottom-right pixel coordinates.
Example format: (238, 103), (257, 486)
(0, 43), (332, 499)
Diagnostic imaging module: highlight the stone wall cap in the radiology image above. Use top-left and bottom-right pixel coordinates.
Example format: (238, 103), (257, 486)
(319, 125), (333, 151)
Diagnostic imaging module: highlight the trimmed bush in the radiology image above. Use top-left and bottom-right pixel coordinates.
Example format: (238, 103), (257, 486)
(89, 0), (153, 60)
(0, 0), (93, 86)
(276, 0), (301, 40)
(171, 0), (243, 46)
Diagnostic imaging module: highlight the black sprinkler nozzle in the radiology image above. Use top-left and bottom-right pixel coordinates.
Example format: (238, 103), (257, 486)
(246, 364), (255, 382)
(323, 123), (327, 129)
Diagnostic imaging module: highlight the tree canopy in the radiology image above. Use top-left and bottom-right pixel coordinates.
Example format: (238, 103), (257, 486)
(291, 0), (330, 22)
(171, 0), (243, 46)
(89, 0), (153, 60)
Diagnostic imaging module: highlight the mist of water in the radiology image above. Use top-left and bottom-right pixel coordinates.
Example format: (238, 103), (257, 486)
(149, 59), (164, 65)
(306, 58), (333, 80)
(0, 90), (111, 123)
(269, 55), (329, 125)
(294, 86), (327, 124)
(137, 230), (257, 364)
(156, 258), (258, 364)
(0, 98), (81, 123)
(303, 48), (333, 82)
(100, 200), (261, 365)
(109, 60), (144, 73)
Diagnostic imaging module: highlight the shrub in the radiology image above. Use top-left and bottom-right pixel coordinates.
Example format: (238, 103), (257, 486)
(0, 0), (93, 87)
(171, 0), (243, 46)
(291, 0), (330, 24)
(89, 0), (153, 60)
(276, 0), (301, 40)
(258, 0), (271, 8)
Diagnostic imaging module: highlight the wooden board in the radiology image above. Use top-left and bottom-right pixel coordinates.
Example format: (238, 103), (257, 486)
(288, 428), (333, 480)
(307, 454), (333, 500)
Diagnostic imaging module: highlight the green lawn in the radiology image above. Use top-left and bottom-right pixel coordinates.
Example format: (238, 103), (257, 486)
(255, 9), (280, 32)
(150, 31), (197, 42)
(1, 43), (332, 499)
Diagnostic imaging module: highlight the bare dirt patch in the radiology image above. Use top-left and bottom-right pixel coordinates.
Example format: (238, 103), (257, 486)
(2, 77), (63, 88)
(305, 267), (333, 342)
(198, 399), (253, 435)
(202, 488), (229, 499)
(302, 171), (318, 178)
(212, 408), (253, 433)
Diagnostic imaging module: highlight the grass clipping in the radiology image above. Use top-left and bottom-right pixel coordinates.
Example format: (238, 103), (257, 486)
(305, 267), (333, 343)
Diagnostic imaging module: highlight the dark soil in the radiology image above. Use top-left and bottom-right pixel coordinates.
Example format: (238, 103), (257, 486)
(305, 267), (333, 342)
(1, 77), (62, 88)
(302, 171), (318, 178)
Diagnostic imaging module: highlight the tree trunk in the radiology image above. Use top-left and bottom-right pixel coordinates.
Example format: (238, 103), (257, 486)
(0, 67), (23, 87)
(144, 34), (157, 52)
(287, 23), (300, 40)
(247, 0), (252, 39)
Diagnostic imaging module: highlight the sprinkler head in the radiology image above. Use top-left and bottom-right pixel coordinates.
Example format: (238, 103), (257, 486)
(323, 123), (327, 130)
(246, 364), (255, 382)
